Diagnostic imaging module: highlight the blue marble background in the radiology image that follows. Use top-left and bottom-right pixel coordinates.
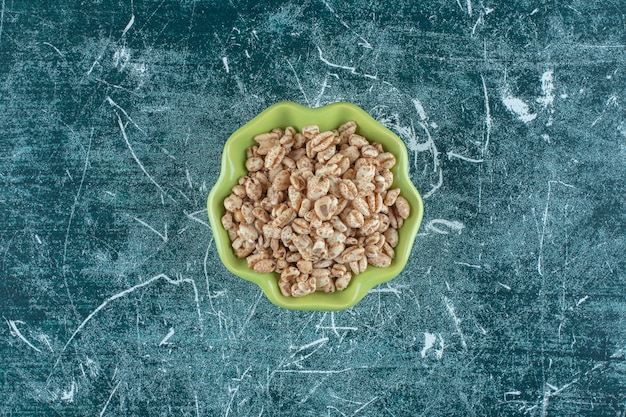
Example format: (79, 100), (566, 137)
(1, 1), (624, 415)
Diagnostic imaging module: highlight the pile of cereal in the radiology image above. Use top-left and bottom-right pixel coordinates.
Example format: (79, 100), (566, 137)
(221, 122), (410, 297)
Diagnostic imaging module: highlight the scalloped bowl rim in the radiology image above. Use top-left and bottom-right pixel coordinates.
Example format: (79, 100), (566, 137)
(207, 101), (424, 310)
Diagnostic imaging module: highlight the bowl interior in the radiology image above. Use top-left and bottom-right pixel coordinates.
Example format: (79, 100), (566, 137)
(207, 101), (424, 310)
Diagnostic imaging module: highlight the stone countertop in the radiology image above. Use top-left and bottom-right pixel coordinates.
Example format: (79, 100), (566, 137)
(1, 1), (624, 415)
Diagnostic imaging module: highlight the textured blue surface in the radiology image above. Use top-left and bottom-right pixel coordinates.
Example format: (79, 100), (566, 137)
(1, 1), (625, 415)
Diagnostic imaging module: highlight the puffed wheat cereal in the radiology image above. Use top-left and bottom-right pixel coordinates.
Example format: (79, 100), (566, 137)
(222, 122), (411, 297)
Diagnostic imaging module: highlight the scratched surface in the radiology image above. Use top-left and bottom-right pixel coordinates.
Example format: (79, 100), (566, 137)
(1, 1), (625, 415)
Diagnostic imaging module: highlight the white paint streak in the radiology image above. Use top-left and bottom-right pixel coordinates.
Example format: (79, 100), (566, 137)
(290, 337), (329, 354)
(131, 216), (168, 242)
(61, 380), (77, 402)
(420, 332), (444, 359)
(537, 69), (555, 108)
(186, 169), (193, 189)
(317, 46), (377, 79)
(99, 380), (121, 417)
(158, 328), (175, 346)
(37, 333), (54, 352)
(43, 42), (65, 60)
(537, 181), (575, 275)
(442, 295), (467, 350)
(425, 219), (465, 235)
(121, 14), (135, 37)
(184, 210), (212, 229)
(314, 73), (330, 108)
(412, 98), (428, 121)
(447, 151), (484, 163)
(454, 261), (481, 269)
(368, 283), (405, 298)
(481, 75), (492, 156)
(421, 332), (437, 358)
(6, 319), (42, 353)
(0, 0), (5, 46)
(351, 396), (378, 416)
(502, 92), (537, 123)
(576, 295), (589, 306)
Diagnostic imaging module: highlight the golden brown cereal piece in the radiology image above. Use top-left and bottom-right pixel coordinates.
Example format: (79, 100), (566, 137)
(295, 197), (311, 217)
(361, 145), (379, 158)
(355, 180), (376, 197)
(365, 245), (380, 258)
(244, 178), (263, 201)
(310, 131), (335, 153)
(335, 271), (352, 291)
(394, 196), (410, 219)
(293, 132), (307, 149)
(273, 207), (296, 228)
(360, 217), (380, 236)
(240, 203), (255, 224)
(290, 173), (307, 191)
(327, 241), (345, 260)
(352, 196), (371, 217)
(301, 125), (319, 139)
(349, 134), (369, 148)
(384, 188), (401, 207)
(344, 209), (365, 229)
(281, 266), (300, 281)
(292, 234), (313, 251)
(252, 207), (271, 223)
(221, 212), (235, 230)
(272, 170), (291, 191)
(224, 194), (243, 212)
(377, 152), (396, 169)
(368, 253), (392, 268)
(316, 222), (335, 239)
(234, 241), (255, 258)
(331, 217), (348, 233)
(341, 145), (360, 163)
(338, 121), (357, 138)
(306, 175), (330, 200)
(246, 253), (267, 269)
(339, 179), (359, 200)
(384, 228), (399, 248)
(377, 213), (391, 233)
(382, 242), (395, 259)
(314, 195), (338, 221)
(265, 145), (287, 170)
(296, 259), (313, 275)
(238, 224), (259, 242)
(253, 259), (276, 273)
(291, 277), (316, 297)
(341, 246), (365, 263)
(231, 184), (246, 198)
(278, 275), (293, 296)
(285, 251), (301, 263)
(254, 132), (279, 144)
(245, 156), (264, 172)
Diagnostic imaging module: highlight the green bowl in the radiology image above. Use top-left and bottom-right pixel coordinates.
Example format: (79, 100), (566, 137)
(207, 101), (424, 310)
